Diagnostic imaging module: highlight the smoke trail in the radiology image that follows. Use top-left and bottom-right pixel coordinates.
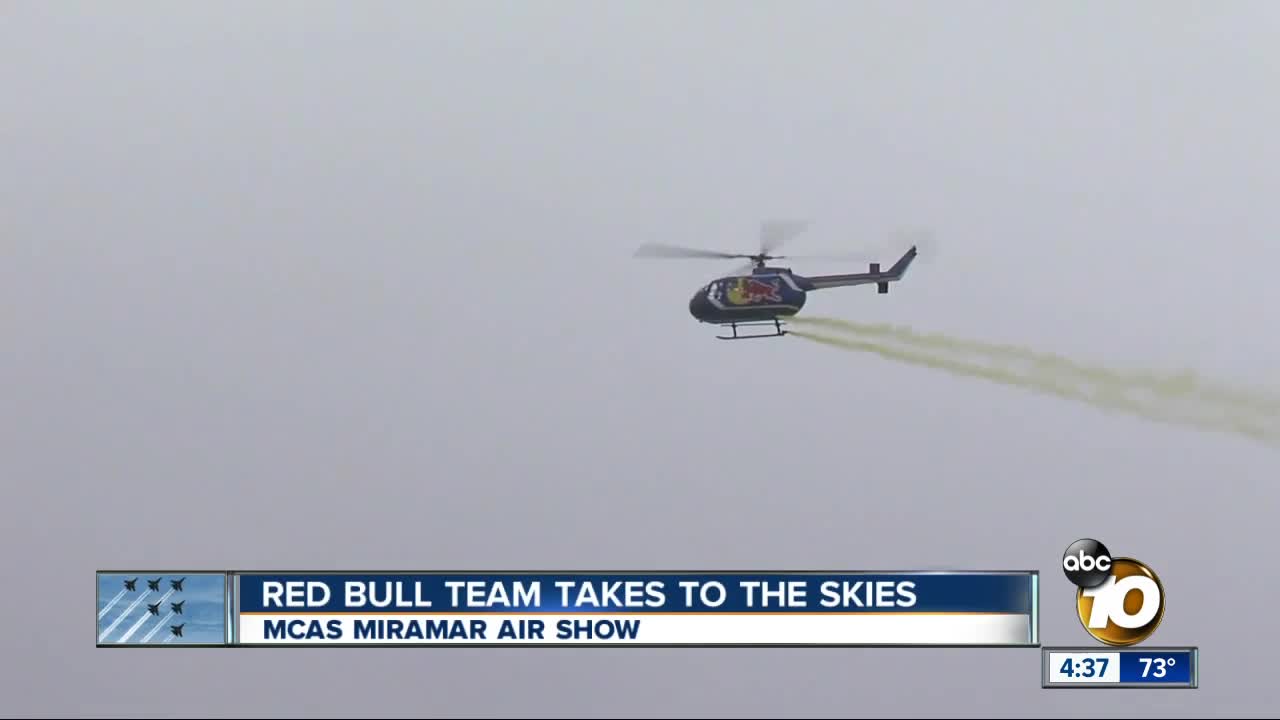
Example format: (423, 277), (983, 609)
(163, 634), (176, 644)
(790, 316), (1280, 418)
(98, 591), (151, 642)
(141, 611), (176, 644)
(117, 589), (175, 643)
(788, 329), (1280, 447)
(98, 590), (127, 620)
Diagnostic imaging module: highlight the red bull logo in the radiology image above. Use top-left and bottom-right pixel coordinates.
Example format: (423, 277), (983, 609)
(727, 277), (783, 305)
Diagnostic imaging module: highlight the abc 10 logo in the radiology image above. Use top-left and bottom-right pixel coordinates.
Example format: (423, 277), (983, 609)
(1062, 538), (1165, 646)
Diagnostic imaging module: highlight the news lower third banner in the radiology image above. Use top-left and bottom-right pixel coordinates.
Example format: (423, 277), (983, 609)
(97, 571), (1039, 647)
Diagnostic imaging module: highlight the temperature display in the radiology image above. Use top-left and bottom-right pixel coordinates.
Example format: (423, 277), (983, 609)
(1120, 652), (1193, 684)
(1043, 647), (1197, 688)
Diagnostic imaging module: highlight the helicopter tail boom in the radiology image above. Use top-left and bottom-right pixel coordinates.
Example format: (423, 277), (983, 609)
(802, 246), (917, 292)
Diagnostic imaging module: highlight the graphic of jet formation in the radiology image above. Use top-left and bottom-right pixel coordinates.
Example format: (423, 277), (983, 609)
(147, 600), (185, 616)
(103, 575), (197, 644)
(126, 575), (187, 618)
(127, 576), (184, 594)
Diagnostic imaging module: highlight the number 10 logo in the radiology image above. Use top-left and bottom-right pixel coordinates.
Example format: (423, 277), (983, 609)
(1075, 557), (1165, 646)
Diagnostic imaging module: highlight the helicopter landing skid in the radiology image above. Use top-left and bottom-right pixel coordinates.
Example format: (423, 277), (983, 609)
(716, 319), (788, 340)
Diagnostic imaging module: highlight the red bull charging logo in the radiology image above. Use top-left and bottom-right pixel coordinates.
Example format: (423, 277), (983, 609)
(727, 278), (783, 305)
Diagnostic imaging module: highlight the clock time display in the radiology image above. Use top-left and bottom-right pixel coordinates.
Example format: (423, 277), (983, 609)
(1046, 652), (1121, 684)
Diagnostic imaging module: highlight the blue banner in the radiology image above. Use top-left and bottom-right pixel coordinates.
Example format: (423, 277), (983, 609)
(236, 572), (1035, 614)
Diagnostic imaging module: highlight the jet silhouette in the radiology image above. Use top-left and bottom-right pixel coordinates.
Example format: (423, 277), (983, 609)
(171, 600), (185, 615)
(170, 623), (184, 638)
(147, 578), (161, 592)
(147, 602), (161, 616)
(123, 578), (137, 592)
(170, 577), (185, 592)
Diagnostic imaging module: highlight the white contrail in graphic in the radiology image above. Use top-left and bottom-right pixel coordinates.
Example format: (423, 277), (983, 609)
(117, 589), (175, 643)
(163, 634), (176, 643)
(141, 611), (176, 644)
(98, 591), (151, 642)
(98, 590), (127, 619)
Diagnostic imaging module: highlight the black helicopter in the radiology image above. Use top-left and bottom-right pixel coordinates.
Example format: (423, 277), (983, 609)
(635, 221), (921, 340)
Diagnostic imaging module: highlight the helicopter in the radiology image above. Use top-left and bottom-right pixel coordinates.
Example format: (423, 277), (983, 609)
(634, 221), (920, 340)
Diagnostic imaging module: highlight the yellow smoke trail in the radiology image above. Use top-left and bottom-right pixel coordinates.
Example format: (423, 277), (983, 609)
(788, 329), (1280, 447)
(790, 316), (1280, 418)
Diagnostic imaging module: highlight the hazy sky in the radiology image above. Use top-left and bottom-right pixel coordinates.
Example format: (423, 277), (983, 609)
(4, 1), (1279, 717)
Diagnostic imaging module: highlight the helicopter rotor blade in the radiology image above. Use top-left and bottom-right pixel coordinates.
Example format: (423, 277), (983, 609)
(632, 226), (933, 273)
(632, 242), (753, 260)
(783, 228), (937, 265)
(781, 251), (881, 263)
(758, 220), (810, 255)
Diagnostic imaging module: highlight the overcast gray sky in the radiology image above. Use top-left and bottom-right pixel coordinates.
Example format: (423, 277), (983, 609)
(4, 1), (1279, 716)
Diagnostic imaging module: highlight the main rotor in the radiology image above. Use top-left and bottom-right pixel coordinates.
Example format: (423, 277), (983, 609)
(633, 222), (932, 275)
(632, 220), (813, 275)
(627, 219), (890, 274)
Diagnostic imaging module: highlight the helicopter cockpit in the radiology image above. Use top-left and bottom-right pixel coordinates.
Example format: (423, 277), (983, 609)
(690, 280), (725, 317)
